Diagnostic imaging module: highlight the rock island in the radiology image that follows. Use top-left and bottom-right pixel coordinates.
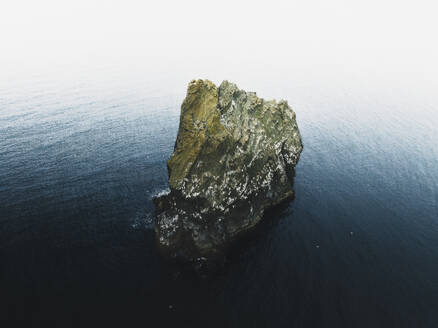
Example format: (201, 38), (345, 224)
(153, 79), (302, 261)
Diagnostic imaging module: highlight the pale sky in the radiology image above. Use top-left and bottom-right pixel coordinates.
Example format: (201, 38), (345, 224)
(1, 0), (437, 84)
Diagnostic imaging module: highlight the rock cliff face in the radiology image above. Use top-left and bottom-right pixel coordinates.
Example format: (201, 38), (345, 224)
(153, 79), (302, 261)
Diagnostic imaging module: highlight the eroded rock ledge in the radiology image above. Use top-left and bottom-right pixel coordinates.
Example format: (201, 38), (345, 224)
(153, 79), (302, 262)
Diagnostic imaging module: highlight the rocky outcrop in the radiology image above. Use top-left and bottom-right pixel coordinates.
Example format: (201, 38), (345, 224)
(153, 79), (302, 262)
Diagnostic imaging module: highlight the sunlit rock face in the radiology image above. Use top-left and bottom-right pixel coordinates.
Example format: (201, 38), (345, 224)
(153, 79), (303, 261)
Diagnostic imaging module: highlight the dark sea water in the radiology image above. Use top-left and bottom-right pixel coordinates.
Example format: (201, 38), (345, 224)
(1, 71), (437, 327)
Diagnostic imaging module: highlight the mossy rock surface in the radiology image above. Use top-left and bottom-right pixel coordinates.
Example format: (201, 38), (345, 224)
(154, 79), (303, 262)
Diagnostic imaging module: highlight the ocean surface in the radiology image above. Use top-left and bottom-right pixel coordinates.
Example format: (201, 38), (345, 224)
(1, 70), (437, 327)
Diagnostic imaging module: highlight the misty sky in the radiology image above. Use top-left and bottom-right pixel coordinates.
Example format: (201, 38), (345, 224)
(1, 0), (437, 90)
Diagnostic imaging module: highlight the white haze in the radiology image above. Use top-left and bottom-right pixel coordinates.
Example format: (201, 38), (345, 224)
(1, 0), (437, 95)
